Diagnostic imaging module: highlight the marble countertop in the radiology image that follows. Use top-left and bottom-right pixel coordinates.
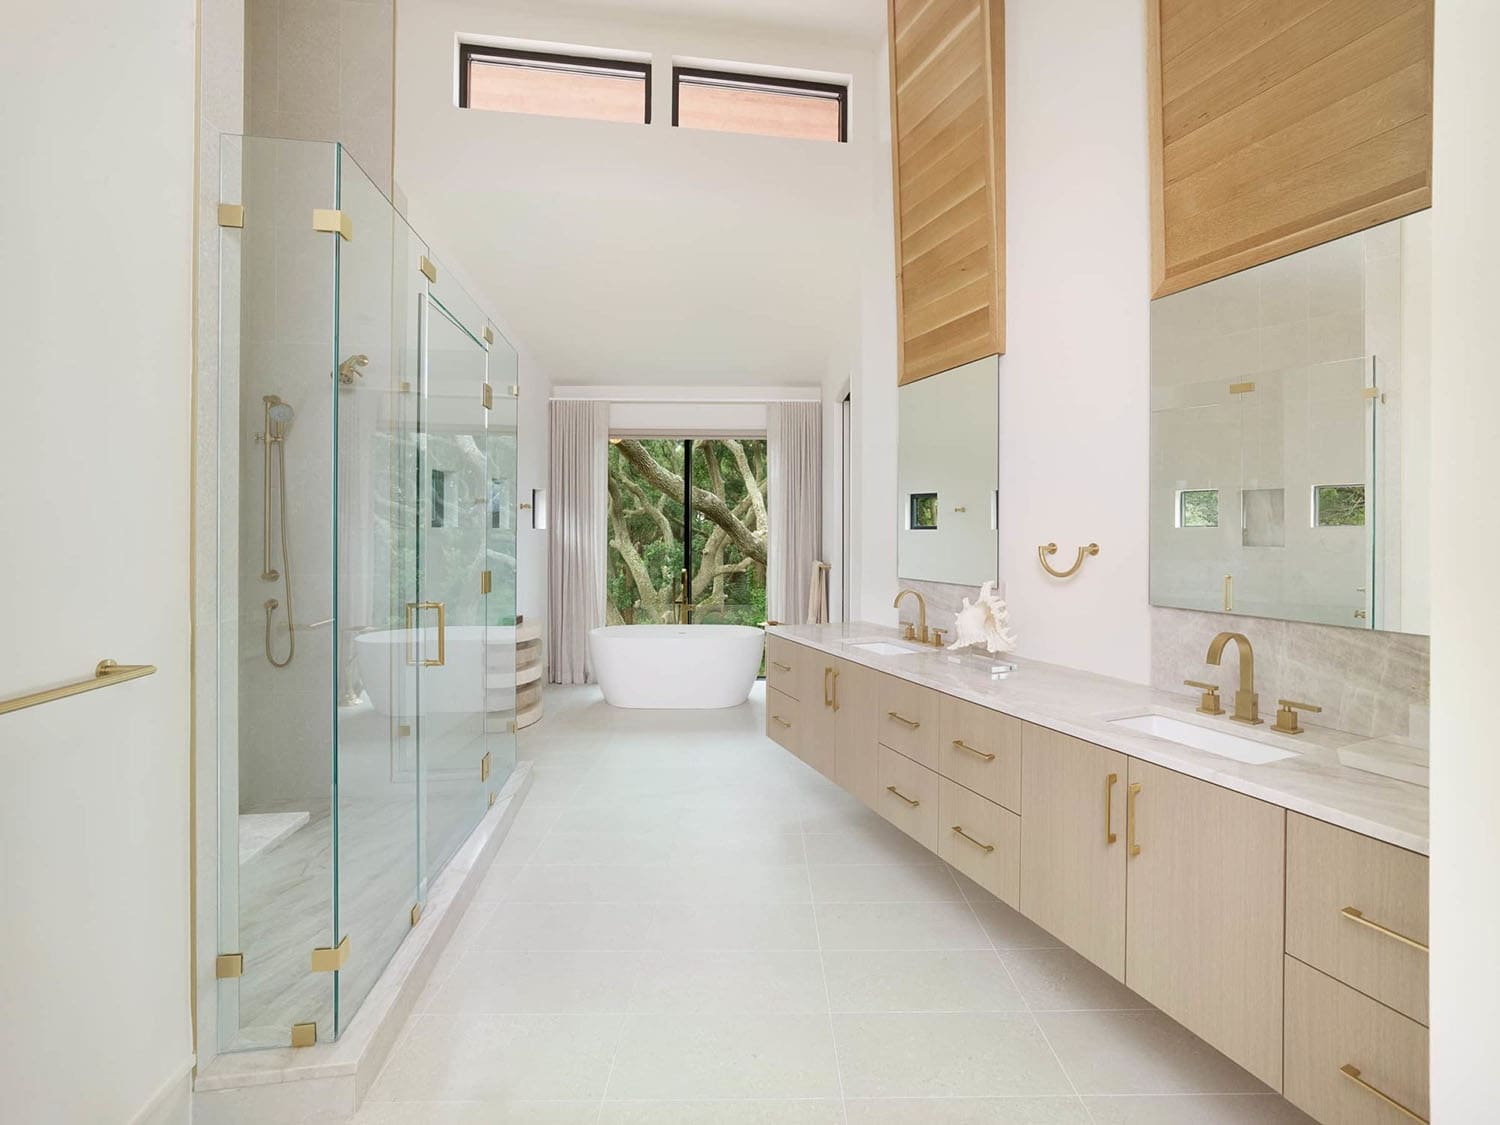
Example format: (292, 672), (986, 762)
(770, 623), (1430, 855)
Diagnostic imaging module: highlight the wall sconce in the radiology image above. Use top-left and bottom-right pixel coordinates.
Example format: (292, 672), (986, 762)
(530, 488), (547, 530)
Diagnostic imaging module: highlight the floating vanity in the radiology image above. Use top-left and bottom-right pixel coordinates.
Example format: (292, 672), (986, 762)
(766, 623), (1430, 1125)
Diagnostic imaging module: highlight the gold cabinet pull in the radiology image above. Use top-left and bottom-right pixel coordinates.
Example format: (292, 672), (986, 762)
(1340, 907), (1429, 953)
(771, 715), (791, 729)
(1126, 782), (1142, 857)
(831, 668), (840, 712)
(823, 666), (834, 708)
(1105, 772), (1118, 844)
(887, 711), (920, 728)
(1339, 1064), (1428, 1123)
(885, 785), (920, 807)
(952, 739), (996, 762)
(404, 601), (446, 666)
(771, 660), (791, 672)
(951, 825), (994, 853)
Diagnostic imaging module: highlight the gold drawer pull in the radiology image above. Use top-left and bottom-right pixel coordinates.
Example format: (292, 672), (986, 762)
(1340, 907), (1429, 953)
(771, 715), (791, 729)
(885, 785), (920, 807)
(1339, 1064), (1428, 1123)
(951, 825), (994, 853)
(771, 660), (791, 672)
(1126, 782), (1142, 857)
(952, 739), (996, 761)
(887, 711), (920, 728)
(1105, 772), (1118, 844)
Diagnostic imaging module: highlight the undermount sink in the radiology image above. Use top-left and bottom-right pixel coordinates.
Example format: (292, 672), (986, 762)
(1110, 713), (1299, 765)
(847, 640), (922, 656)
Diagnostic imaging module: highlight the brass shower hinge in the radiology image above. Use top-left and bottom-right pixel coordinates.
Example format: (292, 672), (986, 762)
(1229, 381), (1255, 395)
(410, 903), (422, 926)
(312, 208), (352, 241)
(419, 255), (437, 283)
(1363, 386), (1385, 401)
(481, 383), (493, 410)
(310, 934), (350, 973)
(488, 790), (497, 808)
(508, 384), (520, 398)
(215, 953), (244, 979)
(291, 1022), (317, 1048)
(480, 570), (492, 595)
(480, 751), (492, 781)
(398, 723), (411, 737)
(482, 326), (494, 344)
(217, 204), (245, 228)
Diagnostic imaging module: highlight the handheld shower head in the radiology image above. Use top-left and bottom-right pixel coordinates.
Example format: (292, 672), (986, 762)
(263, 395), (294, 440)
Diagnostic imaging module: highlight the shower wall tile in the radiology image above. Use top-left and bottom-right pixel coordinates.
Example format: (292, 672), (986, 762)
(1150, 606), (1429, 743)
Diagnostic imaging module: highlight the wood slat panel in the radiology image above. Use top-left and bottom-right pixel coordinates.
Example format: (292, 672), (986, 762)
(890, 0), (1003, 383)
(1147, 0), (1432, 297)
(895, 0), (978, 83)
(1164, 6), (1431, 182)
(1162, 0), (1417, 145)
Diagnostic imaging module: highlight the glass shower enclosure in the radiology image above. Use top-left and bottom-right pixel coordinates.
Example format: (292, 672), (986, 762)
(213, 136), (519, 1050)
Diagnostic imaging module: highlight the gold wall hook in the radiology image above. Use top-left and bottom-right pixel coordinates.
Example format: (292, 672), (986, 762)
(1038, 542), (1099, 579)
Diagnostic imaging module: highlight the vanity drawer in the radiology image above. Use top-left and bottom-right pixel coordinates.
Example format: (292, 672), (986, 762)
(877, 675), (940, 767)
(1284, 955), (1429, 1125)
(938, 696), (1022, 813)
(1287, 813), (1429, 1024)
(765, 636), (802, 699)
(766, 687), (801, 756)
(938, 777), (1020, 905)
(876, 744), (940, 852)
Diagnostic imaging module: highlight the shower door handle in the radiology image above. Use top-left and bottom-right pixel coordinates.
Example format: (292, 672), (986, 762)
(405, 601), (447, 667)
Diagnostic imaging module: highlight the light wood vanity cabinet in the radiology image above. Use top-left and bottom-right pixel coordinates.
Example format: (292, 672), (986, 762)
(888, 0), (1006, 383)
(1019, 724), (1128, 980)
(1284, 956), (1430, 1125)
(833, 660), (880, 807)
(1125, 758), (1287, 1090)
(767, 637), (1429, 1122)
(1286, 813), (1429, 1025)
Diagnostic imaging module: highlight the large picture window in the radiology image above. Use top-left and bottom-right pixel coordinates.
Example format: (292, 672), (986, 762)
(459, 45), (651, 124)
(672, 67), (847, 143)
(607, 437), (768, 626)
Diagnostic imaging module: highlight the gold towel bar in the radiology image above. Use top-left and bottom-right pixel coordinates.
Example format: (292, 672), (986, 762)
(1039, 542), (1100, 579)
(0, 659), (157, 717)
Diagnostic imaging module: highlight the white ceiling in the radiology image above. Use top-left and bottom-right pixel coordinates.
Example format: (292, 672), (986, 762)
(548, 0), (885, 45)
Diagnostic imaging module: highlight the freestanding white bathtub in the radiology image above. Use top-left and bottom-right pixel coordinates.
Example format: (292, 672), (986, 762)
(589, 624), (765, 709)
(354, 624), (528, 715)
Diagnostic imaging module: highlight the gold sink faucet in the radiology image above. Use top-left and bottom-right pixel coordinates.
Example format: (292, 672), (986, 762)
(1205, 631), (1261, 725)
(893, 588), (930, 644)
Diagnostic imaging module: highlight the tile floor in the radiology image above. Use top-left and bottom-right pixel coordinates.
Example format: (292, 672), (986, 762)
(351, 684), (1316, 1124)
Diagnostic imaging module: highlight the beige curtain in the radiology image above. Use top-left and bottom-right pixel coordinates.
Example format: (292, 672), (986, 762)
(547, 400), (610, 683)
(767, 401), (822, 624)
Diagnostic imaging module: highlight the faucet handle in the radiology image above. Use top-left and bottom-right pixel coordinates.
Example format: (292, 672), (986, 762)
(931, 628), (946, 648)
(1274, 699), (1322, 735)
(1184, 680), (1224, 716)
(902, 622), (917, 641)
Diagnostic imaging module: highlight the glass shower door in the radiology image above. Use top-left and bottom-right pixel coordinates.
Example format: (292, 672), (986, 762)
(414, 295), (491, 898)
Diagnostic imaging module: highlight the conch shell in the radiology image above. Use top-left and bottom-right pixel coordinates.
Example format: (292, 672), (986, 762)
(946, 581), (1017, 654)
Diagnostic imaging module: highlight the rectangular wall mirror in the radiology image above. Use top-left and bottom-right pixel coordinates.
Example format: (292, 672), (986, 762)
(897, 354), (999, 587)
(1150, 213), (1430, 634)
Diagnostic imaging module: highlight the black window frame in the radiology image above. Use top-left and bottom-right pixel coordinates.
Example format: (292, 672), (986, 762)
(458, 44), (653, 124)
(670, 66), (849, 143)
(909, 492), (938, 531)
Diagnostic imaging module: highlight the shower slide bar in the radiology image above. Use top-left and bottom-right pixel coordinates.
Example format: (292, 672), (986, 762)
(0, 659), (157, 716)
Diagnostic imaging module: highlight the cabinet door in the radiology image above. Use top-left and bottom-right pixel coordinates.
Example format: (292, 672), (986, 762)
(889, 0), (1005, 381)
(797, 652), (838, 782)
(1125, 759), (1286, 1090)
(1019, 724), (1128, 979)
(833, 659), (879, 807)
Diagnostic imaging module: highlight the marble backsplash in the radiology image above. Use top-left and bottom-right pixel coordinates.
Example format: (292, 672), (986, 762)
(1151, 606), (1429, 744)
(893, 580), (1430, 745)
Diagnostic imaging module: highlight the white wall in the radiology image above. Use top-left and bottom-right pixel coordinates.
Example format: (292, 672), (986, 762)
(0, 3), (196, 1123)
(994, 0), (1152, 680)
(393, 0), (874, 390)
(1429, 0), (1500, 1118)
